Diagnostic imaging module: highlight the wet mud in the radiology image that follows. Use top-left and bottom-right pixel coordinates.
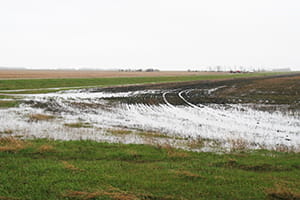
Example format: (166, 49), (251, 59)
(89, 73), (300, 112)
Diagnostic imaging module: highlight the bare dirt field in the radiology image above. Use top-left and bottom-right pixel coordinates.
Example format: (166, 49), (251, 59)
(0, 70), (226, 79)
(94, 73), (300, 107)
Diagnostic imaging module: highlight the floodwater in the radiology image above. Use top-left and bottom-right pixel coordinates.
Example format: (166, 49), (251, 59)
(1, 87), (299, 152)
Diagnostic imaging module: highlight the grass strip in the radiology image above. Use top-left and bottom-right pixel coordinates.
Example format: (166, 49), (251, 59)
(0, 101), (19, 108)
(0, 138), (299, 200)
(0, 72), (286, 91)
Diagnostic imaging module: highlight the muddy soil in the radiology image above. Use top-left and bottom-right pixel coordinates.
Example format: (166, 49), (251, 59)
(84, 73), (300, 112)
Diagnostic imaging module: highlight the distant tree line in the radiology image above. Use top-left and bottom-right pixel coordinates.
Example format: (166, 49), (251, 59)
(118, 68), (160, 72)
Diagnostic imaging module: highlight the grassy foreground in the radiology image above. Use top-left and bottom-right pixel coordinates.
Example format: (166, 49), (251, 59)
(0, 72), (284, 91)
(0, 138), (299, 200)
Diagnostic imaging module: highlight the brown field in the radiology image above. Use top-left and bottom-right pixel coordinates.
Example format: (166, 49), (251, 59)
(97, 73), (300, 108)
(0, 70), (226, 79)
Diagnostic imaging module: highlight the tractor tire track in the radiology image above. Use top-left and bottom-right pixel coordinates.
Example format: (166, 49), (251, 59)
(177, 89), (291, 133)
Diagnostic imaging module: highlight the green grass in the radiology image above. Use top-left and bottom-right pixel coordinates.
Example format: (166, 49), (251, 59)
(0, 95), (20, 108)
(0, 100), (19, 108)
(0, 95), (13, 99)
(1, 89), (71, 94)
(0, 72), (285, 91)
(0, 139), (299, 200)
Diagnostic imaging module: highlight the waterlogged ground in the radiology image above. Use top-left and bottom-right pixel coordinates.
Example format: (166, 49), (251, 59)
(1, 74), (300, 152)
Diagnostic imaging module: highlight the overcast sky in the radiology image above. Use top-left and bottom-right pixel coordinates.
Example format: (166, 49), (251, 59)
(0, 0), (299, 70)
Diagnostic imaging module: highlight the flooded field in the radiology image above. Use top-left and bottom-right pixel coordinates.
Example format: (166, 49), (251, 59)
(1, 74), (300, 152)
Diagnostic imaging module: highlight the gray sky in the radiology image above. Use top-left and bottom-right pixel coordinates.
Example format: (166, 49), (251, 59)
(0, 0), (300, 70)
